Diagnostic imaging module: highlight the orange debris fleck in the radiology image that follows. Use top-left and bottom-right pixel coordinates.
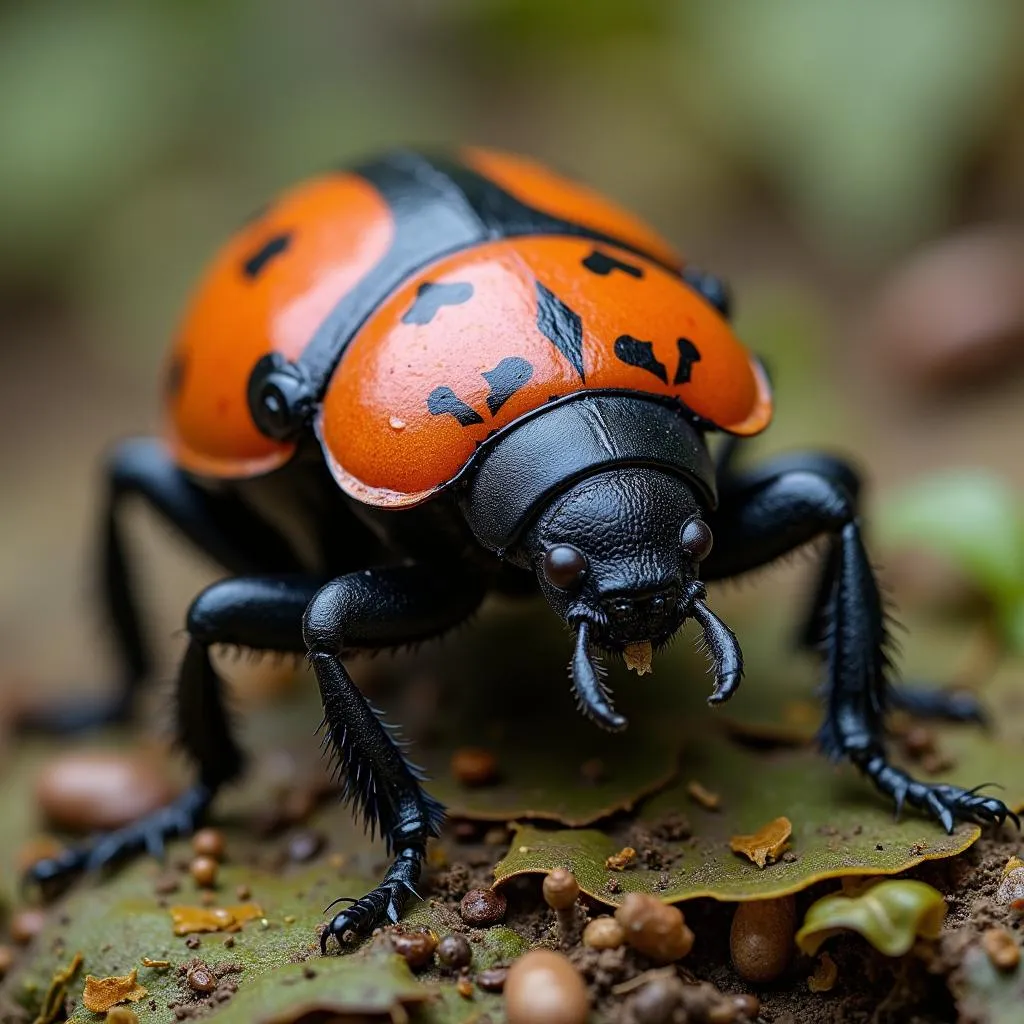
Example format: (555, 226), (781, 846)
(82, 969), (149, 1013)
(808, 951), (838, 993)
(687, 780), (721, 811)
(605, 847), (637, 871)
(169, 902), (264, 936)
(730, 817), (793, 869)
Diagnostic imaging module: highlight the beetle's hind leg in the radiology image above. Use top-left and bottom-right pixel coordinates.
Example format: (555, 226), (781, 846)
(303, 564), (486, 949)
(19, 438), (302, 734)
(704, 454), (1015, 833)
(27, 575), (323, 889)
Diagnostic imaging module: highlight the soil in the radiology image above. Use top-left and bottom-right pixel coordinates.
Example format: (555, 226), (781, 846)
(400, 822), (1024, 1023)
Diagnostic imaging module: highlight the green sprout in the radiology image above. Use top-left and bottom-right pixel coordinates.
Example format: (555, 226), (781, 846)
(877, 471), (1024, 654)
(796, 879), (947, 957)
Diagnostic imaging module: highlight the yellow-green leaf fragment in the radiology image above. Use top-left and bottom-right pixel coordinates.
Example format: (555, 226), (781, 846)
(796, 879), (947, 957)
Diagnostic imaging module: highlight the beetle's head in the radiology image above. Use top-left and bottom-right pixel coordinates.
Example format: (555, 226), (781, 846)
(518, 465), (742, 731)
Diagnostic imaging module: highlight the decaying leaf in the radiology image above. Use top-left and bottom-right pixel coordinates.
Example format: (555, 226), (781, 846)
(730, 817), (792, 868)
(205, 954), (435, 1024)
(796, 879), (946, 957)
(169, 902), (263, 935)
(82, 968), (148, 1013)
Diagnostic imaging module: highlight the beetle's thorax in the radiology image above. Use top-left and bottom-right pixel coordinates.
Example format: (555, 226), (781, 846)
(459, 393), (716, 556)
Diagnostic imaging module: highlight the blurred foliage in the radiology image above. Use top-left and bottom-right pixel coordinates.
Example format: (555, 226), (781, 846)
(878, 472), (1024, 652)
(2, 0), (1023, 373)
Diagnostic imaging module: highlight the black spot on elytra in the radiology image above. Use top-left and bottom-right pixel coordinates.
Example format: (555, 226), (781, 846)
(614, 335), (667, 383)
(674, 338), (702, 384)
(582, 250), (643, 278)
(402, 282), (474, 325)
(166, 355), (187, 398)
(243, 233), (292, 279)
(427, 386), (484, 426)
(536, 281), (585, 382)
(482, 356), (534, 415)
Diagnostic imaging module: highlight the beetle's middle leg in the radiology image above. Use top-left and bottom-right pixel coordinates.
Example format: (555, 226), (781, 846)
(704, 454), (1014, 833)
(303, 563), (487, 949)
(715, 450), (986, 725)
(28, 574), (323, 887)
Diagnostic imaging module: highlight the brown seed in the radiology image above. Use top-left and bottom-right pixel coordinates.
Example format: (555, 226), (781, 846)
(543, 869), (580, 911)
(505, 949), (589, 1024)
(235, 884), (251, 901)
(10, 908), (46, 946)
(191, 828), (225, 861)
(286, 829), (324, 863)
(106, 1010), (140, 1024)
(459, 888), (507, 926)
(615, 893), (694, 963)
(0, 946), (15, 977)
(457, 977), (474, 999)
(629, 977), (682, 1024)
(582, 917), (625, 950)
(982, 927), (1020, 971)
(476, 966), (508, 992)
(390, 928), (438, 970)
(730, 896), (796, 984)
(190, 856), (218, 889)
(186, 964), (218, 993)
(35, 750), (177, 833)
(450, 747), (500, 787)
(437, 933), (472, 971)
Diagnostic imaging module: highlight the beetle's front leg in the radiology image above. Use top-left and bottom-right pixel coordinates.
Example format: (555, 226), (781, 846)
(302, 564), (486, 949)
(704, 457), (1015, 833)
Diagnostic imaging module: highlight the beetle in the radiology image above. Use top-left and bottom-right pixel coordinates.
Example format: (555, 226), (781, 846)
(29, 147), (1014, 949)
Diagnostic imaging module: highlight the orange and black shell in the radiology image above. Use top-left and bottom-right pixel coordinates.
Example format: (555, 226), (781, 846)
(163, 147), (772, 508)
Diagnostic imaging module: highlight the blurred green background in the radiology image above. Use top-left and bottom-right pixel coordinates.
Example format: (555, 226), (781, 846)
(2, 0), (1024, 700)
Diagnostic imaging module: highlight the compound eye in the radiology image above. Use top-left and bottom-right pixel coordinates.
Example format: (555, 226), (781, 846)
(680, 517), (713, 562)
(543, 544), (589, 591)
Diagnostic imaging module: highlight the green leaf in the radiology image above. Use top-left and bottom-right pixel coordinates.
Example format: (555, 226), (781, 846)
(795, 879), (947, 957)
(494, 728), (980, 906)
(876, 471), (1023, 605)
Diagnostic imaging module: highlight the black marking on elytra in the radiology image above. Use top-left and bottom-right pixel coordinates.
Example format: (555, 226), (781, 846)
(674, 338), (702, 385)
(293, 150), (681, 405)
(614, 335), (667, 383)
(536, 281), (585, 382)
(243, 233), (292, 279)
(582, 250), (643, 278)
(427, 386), (484, 427)
(483, 356), (534, 415)
(402, 281), (474, 325)
(166, 355), (187, 398)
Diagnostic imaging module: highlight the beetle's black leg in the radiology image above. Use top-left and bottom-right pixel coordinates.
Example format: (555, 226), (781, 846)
(716, 451), (984, 725)
(19, 438), (302, 734)
(303, 564), (487, 950)
(27, 575), (323, 888)
(704, 457), (1014, 833)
